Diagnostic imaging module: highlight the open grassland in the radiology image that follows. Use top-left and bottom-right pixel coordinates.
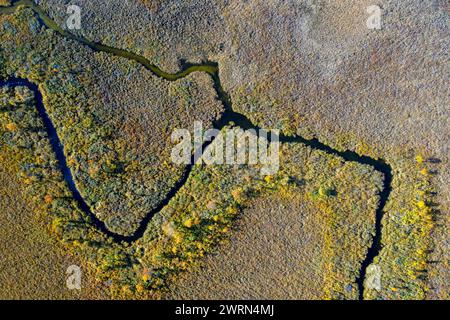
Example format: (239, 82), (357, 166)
(0, 164), (108, 299)
(167, 193), (334, 299)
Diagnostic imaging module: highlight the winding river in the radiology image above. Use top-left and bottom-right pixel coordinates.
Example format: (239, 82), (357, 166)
(0, 0), (392, 300)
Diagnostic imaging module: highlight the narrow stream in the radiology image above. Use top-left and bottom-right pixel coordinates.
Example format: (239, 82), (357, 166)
(0, 0), (393, 299)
